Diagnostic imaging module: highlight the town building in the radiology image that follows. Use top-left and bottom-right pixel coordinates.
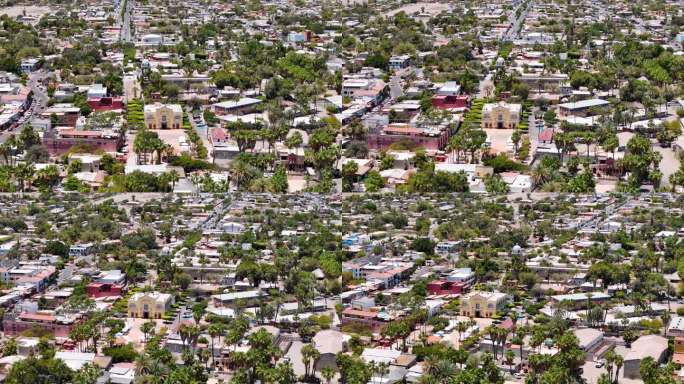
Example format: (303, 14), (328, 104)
(388, 55), (411, 70)
(481, 101), (522, 129)
(213, 98), (262, 116)
(623, 335), (668, 379)
(3, 312), (77, 338)
(427, 280), (464, 296)
(42, 129), (123, 155)
(144, 103), (183, 129)
(558, 99), (610, 118)
(127, 292), (173, 319)
(459, 291), (510, 318)
(367, 123), (452, 151)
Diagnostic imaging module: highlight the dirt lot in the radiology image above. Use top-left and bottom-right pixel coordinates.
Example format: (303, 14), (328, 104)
(0, 5), (52, 18)
(384, 2), (451, 17)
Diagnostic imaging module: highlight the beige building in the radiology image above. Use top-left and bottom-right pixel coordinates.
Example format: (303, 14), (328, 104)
(127, 292), (173, 319)
(481, 101), (522, 129)
(144, 103), (183, 129)
(459, 291), (510, 318)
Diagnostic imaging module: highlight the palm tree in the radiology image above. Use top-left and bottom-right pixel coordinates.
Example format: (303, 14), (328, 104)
(424, 357), (457, 383)
(208, 323), (223, 368)
(198, 348), (211, 370)
(531, 163), (552, 188)
(530, 329), (544, 354)
(446, 136), (464, 163)
(301, 343), (320, 378)
(376, 362), (389, 383)
(15, 162), (35, 192)
(141, 321), (155, 344)
(515, 327), (527, 363)
(153, 140), (166, 164)
(505, 349), (515, 374)
(168, 169), (180, 190)
(456, 321), (469, 344)
(0, 142), (10, 165)
(228, 160), (251, 189)
(321, 366), (336, 384)
(487, 327), (501, 359)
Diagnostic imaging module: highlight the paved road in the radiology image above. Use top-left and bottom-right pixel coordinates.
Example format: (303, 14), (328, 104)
(0, 71), (50, 143)
(502, 1), (531, 42)
(389, 75), (403, 100)
(119, 0), (133, 43)
(187, 107), (214, 164)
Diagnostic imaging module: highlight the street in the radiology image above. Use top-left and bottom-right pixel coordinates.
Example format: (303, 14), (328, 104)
(502, 1), (531, 42)
(0, 71), (50, 143)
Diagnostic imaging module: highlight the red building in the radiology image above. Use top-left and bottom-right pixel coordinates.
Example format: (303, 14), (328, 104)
(340, 308), (389, 332)
(432, 95), (470, 110)
(88, 97), (124, 112)
(427, 280), (465, 296)
(86, 282), (124, 298)
(43, 129), (123, 155)
(3, 312), (77, 338)
(367, 124), (452, 151)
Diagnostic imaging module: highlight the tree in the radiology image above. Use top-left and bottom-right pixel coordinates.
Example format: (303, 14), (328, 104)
(484, 174), (509, 194)
(141, 321), (155, 343)
(14, 162), (34, 192)
(173, 272), (192, 290)
(623, 134), (660, 188)
(640, 356), (676, 384)
(230, 328), (282, 383)
(270, 165), (288, 193)
(602, 133), (619, 160)
(207, 323), (223, 369)
(167, 170), (180, 191)
(462, 127), (488, 163)
(512, 83), (529, 100)
(554, 132), (575, 164)
(341, 161), (358, 192)
(337, 353), (372, 384)
(3, 338), (17, 356)
(321, 366), (336, 384)
(17, 125), (40, 150)
(72, 363), (101, 384)
(364, 170), (385, 192)
(301, 343), (320, 378)
(284, 131), (303, 149)
(505, 349), (515, 374)
(543, 110), (558, 126)
(5, 356), (73, 384)
(411, 237), (435, 255)
(44, 240), (69, 257)
(381, 320), (411, 351)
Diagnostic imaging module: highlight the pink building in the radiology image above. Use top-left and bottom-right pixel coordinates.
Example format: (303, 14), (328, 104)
(427, 280), (464, 295)
(367, 124), (451, 151)
(86, 282), (124, 298)
(432, 95), (470, 110)
(340, 308), (388, 332)
(3, 312), (77, 338)
(43, 130), (123, 155)
(88, 97), (124, 112)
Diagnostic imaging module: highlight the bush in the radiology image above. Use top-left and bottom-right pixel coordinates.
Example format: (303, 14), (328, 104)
(169, 154), (214, 172)
(104, 343), (138, 363)
(483, 154), (526, 173)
